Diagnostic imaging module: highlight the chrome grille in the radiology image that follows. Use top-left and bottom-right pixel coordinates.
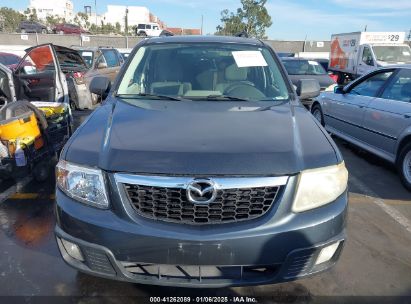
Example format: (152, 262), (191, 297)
(116, 175), (287, 225)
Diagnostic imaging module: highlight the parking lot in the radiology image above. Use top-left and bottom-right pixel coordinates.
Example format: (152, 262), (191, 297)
(0, 110), (410, 302)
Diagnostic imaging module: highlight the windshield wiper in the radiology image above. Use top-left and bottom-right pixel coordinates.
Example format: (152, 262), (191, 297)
(258, 97), (286, 102)
(205, 95), (249, 101)
(116, 93), (189, 101)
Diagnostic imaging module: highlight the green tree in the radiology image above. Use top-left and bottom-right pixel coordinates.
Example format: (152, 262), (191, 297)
(0, 7), (27, 32)
(89, 21), (124, 35)
(24, 8), (38, 22)
(96, 22), (116, 35)
(115, 22), (121, 34)
(216, 9), (244, 36)
(216, 0), (272, 39)
(46, 15), (64, 27)
(74, 12), (90, 29)
(89, 23), (98, 34)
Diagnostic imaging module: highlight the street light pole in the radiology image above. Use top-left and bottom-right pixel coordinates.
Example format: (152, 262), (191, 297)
(95, 0), (97, 26)
(125, 7), (129, 35)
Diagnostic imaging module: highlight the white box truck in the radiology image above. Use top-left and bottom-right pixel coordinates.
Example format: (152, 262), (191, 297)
(329, 32), (411, 83)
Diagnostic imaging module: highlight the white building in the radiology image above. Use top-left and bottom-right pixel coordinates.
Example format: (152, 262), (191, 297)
(85, 12), (105, 27)
(102, 5), (151, 30)
(28, 0), (74, 21)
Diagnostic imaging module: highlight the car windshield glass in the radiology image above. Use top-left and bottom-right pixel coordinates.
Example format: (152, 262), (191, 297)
(117, 43), (289, 102)
(373, 46), (411, 63)
(0, 54), (20, 65)
(56, 49), (88, 70)
(283, 60), (327, 75)
(79, 51), (94, 67)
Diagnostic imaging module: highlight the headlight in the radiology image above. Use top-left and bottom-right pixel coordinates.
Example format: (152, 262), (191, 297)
(292, 162), (348, 213)
(56, 160), (109, 209)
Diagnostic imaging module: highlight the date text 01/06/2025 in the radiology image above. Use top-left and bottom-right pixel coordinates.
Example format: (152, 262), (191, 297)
(149, 296), (258, 303)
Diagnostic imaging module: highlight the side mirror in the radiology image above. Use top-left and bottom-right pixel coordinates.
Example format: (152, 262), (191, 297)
(366, 57), (374, 66)
(334, 85), (345, 94)
(296, 79), (321, 100)
(23, 65), (36, 74)
(97, 62), (108, 69)
(89, 76), (111, 100)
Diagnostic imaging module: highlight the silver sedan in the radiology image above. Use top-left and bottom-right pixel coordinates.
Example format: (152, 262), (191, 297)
(311, 65), (411, 190)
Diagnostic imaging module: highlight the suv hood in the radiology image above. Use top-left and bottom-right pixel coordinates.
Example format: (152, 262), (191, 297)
(64, 99), (340, 176)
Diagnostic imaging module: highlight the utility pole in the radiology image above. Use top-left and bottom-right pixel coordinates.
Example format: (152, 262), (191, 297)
(408, 29), (411, 41)
(94, 0), (97, 26)
(201, 15), (203, 35)
(303, 34), (307, 52)
(364, 25), (367, 32)
(125, 7), (129, 35)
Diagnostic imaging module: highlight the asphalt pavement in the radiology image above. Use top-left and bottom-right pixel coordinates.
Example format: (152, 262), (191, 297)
(0, 110), (410, 303)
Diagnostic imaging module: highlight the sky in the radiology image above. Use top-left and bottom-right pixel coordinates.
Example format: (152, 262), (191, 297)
(10, 0), (411, 40)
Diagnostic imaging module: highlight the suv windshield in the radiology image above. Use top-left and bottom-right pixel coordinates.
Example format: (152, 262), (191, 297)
(117, 43), (289, 101)
(282, 60), (327, 75)
(78, 50), (94, 67)
(373, 45), (411, 63)
(56, 49), (88, 70)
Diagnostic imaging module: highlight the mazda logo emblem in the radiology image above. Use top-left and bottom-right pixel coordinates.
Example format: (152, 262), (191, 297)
(186, 179), (217, 204)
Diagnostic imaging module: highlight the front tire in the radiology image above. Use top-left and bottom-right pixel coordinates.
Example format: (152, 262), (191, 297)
(69, 98), (78, 111)
(69, 88), (79, 111)
(32, 161), (50, 182)
(311, 104), (324, 126)
(397, 142), (411, 191)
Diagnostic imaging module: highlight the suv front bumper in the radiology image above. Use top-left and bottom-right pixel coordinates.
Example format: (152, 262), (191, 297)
(55, 181), (347, 287)
(55, 224), (345, 288)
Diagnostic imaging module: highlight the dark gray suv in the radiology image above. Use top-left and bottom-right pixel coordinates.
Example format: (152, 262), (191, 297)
(18, 21), (48, 34)
(55, 36), (348, 287)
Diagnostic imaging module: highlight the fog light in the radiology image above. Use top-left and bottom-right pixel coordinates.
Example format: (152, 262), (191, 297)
(315, 242), (340, 265)
(61, 239), (84, 261)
